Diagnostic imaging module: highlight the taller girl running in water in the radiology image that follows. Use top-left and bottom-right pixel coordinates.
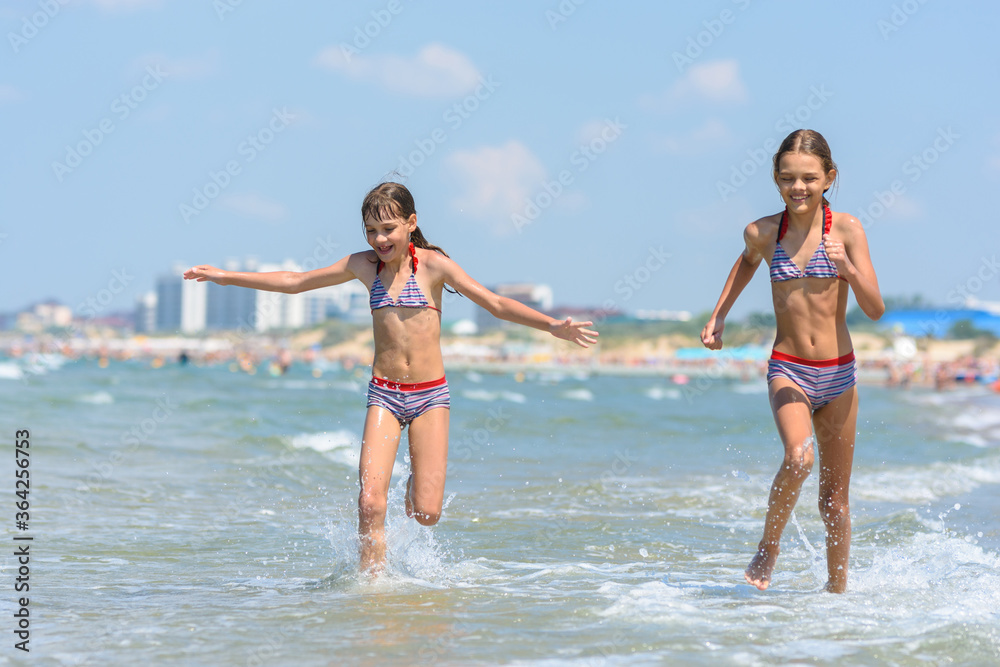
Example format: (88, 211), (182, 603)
(185, 182), (598, 574)
(701, 130), (883, 593)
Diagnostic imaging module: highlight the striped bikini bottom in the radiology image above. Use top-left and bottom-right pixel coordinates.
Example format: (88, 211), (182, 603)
(366, 376), (450, 427)
(766, 350), (857, 410)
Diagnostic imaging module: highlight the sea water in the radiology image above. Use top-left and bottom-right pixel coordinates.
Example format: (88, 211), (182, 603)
(1, 359), (998, 665)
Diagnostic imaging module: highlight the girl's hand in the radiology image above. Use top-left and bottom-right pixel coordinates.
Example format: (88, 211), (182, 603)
(823, 234), (853, 275)
(550, 317), (599, 348)
(701, 316), (725, 350)
(184, 265), (227, 285)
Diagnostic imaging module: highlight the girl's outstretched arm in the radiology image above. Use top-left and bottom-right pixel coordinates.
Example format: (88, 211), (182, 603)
(824, 215), (884, 320)
(183, 254), (364, 294)
(434, 255), (598, 348)
(701, 223), (764, 350)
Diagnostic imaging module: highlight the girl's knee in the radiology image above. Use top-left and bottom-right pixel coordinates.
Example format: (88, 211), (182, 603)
(781, 451), (814, 477)
(818, 494), (849, 522)
(413, 511), (441, 527)
(358, 492), (387, 521)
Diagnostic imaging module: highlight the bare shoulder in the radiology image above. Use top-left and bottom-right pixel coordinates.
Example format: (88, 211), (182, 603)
(416, 248), (462, 287)
(830, 211), (867, 242)
(418, 247), (457, 272)
(347, 250), (379, 278)
(744, 212), (781, 251)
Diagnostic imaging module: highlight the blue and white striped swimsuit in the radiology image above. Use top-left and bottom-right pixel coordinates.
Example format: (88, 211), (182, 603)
(768, 206), (844, 282)
(767, 351), (857, 410)
(369, 242), (441, 312)
(767, 206), (856, 409)
(366, 376), (450, 427)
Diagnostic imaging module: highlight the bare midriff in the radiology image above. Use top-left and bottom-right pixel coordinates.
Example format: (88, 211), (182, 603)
(771, 278), (852, 360)
(371, 307), (445, 383)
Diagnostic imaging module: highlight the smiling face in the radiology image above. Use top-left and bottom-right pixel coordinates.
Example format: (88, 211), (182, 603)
(364, 213), (417, 263)
(774, 152), (836, 214)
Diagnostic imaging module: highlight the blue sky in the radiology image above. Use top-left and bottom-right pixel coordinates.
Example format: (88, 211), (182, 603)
(3, 0), (999, 323)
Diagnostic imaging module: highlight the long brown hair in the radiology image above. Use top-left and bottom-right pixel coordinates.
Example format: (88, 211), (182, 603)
(361, 182), (449, 257)
(772, 129), (838, 207)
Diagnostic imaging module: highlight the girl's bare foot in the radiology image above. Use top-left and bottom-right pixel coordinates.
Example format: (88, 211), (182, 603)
(745, 543), (779, 590)
(824, 578), (846, 594)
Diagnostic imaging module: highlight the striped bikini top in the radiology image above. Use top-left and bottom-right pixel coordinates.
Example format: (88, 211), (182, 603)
(769, 206), (844, 282)
(369, 243), (441, 313)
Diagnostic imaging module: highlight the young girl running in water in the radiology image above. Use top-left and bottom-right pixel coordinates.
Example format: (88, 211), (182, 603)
(701, 130), (883, 593)
(185, 182), (598, 573)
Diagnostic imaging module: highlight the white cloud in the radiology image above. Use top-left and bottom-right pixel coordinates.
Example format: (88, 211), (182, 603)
(654, 118), (731, 155)
(314, 43), (481, 98)
(219, 193), (288, 222)
(0, 85), (24, 104)
(640, 59), (748, 110)
(445, 141), (547, 233)
(879, 193), (922, 220)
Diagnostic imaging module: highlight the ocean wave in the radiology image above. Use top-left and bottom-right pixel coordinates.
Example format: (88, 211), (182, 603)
(461, 389), (527, 403)
(645, 386), (681, 400)
(77, 391), (114, 405)
(287, 430), (406, 477)
(561, 388), (594, 401)
(854, 457), (1000, 503)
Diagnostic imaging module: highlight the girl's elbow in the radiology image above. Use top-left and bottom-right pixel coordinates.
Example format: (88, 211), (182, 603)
(867, 301), (885, 321)
(285, 273), (306, 294)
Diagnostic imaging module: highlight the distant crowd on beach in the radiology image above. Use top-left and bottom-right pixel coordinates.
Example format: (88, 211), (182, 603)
(881, 357), (1000, 392)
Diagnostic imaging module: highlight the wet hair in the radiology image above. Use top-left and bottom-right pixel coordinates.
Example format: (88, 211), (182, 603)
(361, 181), (449, 257)
(361, 181), (460, 295)
(772, 129), (838, 206)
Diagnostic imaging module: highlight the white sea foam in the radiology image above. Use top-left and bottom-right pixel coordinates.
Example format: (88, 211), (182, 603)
(561, 388), (594, 401)
(0, 362), (24, 380)
(731, 382), (768, 394)
(289, 430), (407, 477)
(78, 391), (114, 404)
(645, 386), (681, 400)
(461, 389), (527, 403)
(322, 478), (457, 588)
(855, 457), (1000, 503)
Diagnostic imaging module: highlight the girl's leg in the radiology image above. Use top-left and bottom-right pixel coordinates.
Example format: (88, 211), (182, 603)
(746, 379), (816, 590)
(358, 406), (402, 573)
(811, 386), (858, 593)
(405, 407), (450, 526)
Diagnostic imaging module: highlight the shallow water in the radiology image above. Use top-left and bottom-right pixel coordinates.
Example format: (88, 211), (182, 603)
(2, 360), (999, 665)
